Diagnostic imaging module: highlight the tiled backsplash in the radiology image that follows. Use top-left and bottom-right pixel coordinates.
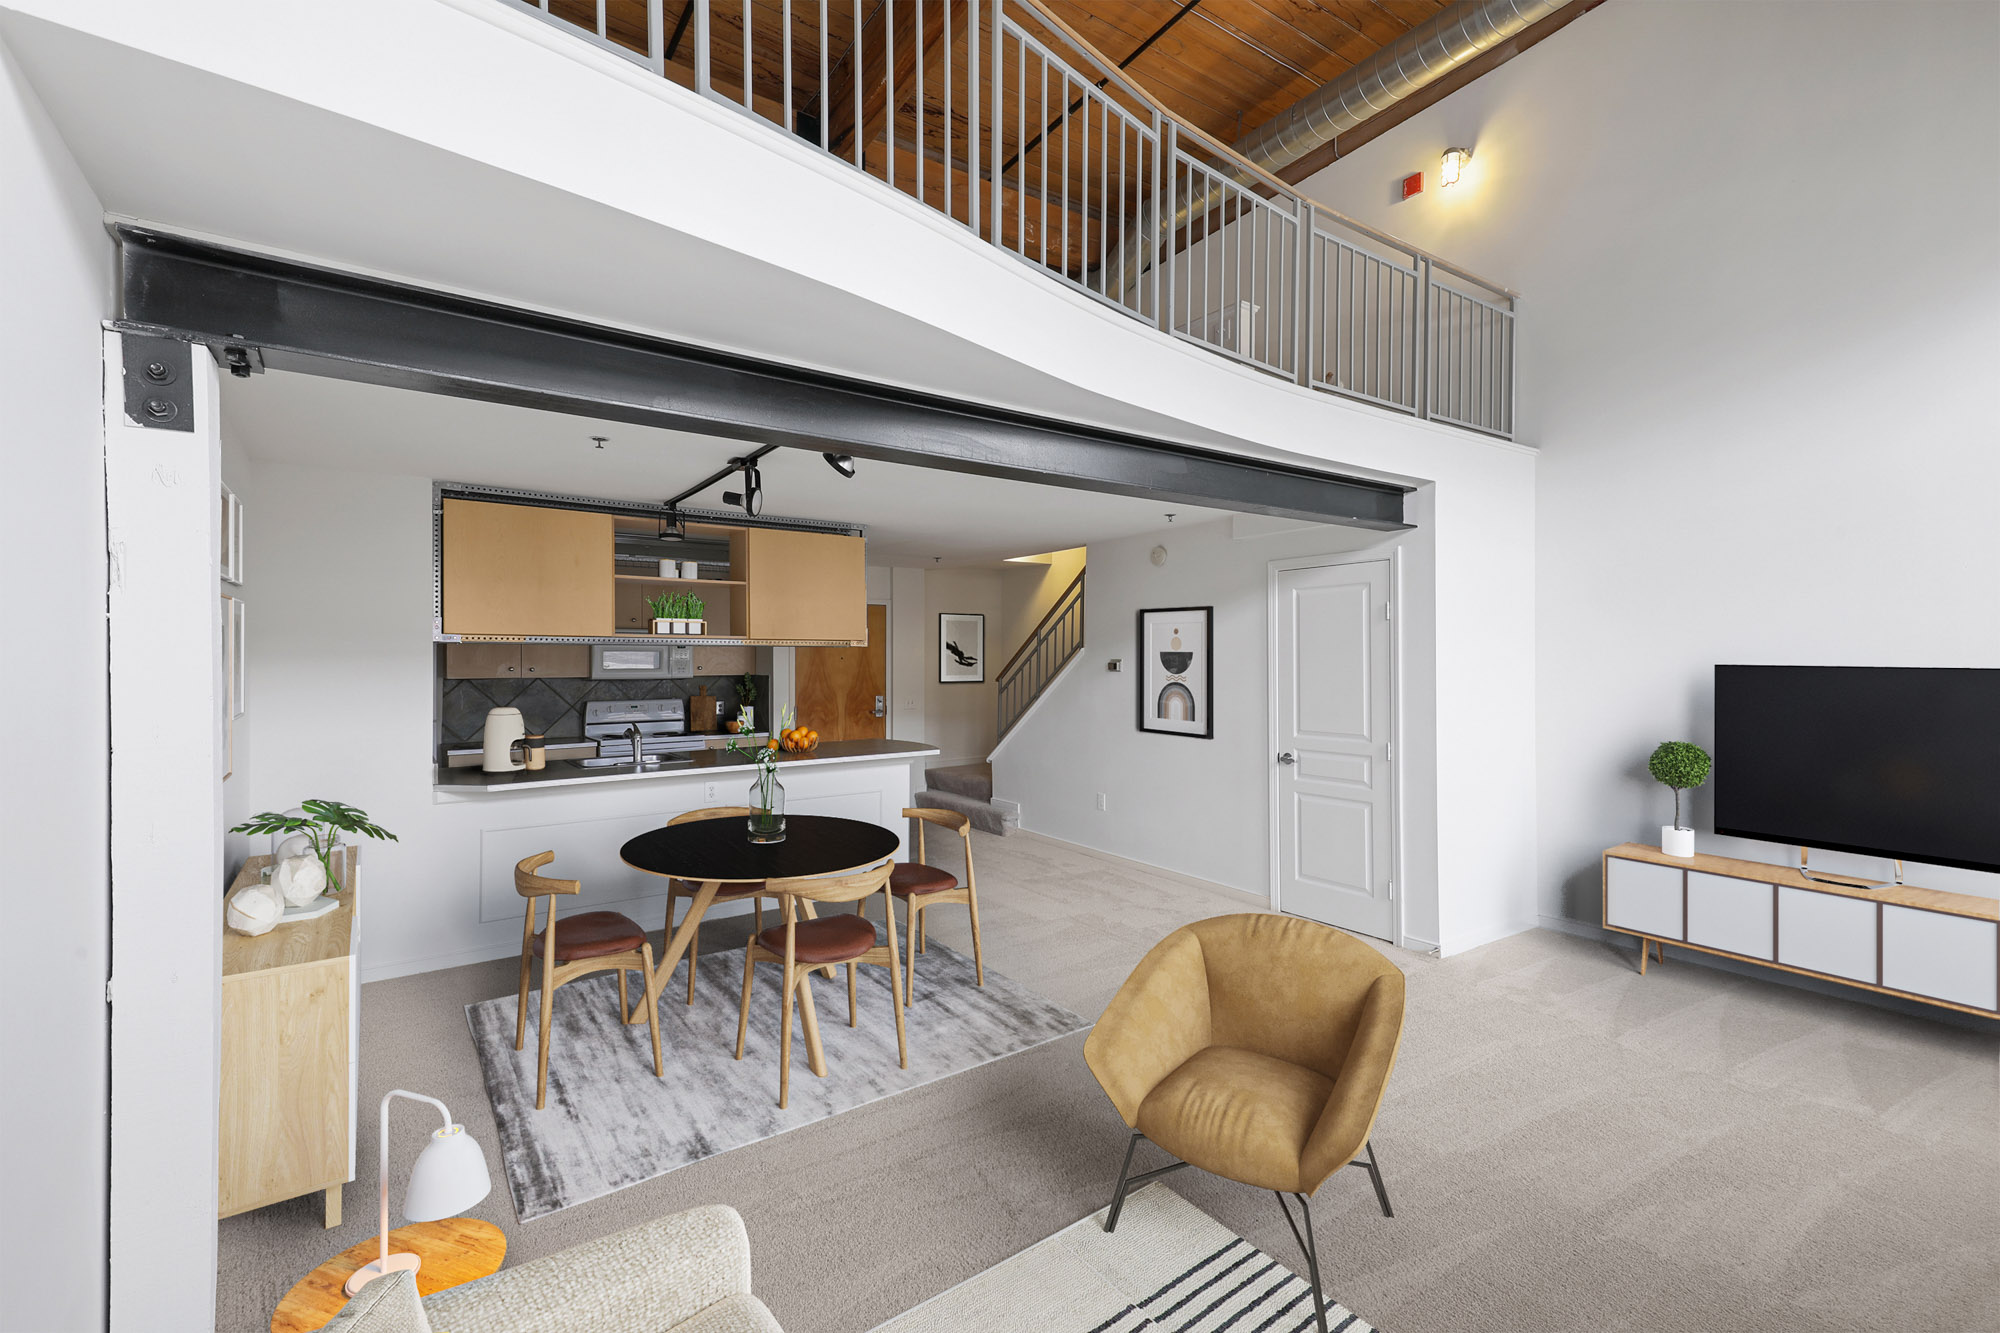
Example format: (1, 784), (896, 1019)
(440, 674), (768, 748)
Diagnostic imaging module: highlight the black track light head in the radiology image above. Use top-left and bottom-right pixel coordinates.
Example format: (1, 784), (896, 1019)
(823, 453), (857, 478)
(724, 464), (763, 516)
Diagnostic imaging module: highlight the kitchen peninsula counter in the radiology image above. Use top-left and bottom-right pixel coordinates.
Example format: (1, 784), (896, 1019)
(435, 738), (939, 794)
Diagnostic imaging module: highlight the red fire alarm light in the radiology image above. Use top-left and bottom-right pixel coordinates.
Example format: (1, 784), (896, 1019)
(1400, 171), (1424, 200)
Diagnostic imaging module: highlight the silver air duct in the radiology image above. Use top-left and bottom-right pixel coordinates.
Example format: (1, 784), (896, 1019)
(1231, 0), (1570, 175)
(1110, 0), (1570, 301)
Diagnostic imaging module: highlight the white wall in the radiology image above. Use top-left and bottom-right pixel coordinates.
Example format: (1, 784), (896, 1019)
(0, 38), (111, 1330)
(922, 567), (1004, 767)
(992, 514), (1450, 947)
(888, 566), (928, 744)
(1300, 0), (2000, 913)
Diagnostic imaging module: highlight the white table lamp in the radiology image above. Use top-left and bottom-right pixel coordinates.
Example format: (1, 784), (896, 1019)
(344, 1090), (493, 1296)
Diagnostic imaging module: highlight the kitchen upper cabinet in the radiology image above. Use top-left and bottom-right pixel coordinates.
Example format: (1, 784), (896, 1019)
(444, 643), (590, 679)
(441, 499), (613, 638)
(731, 528), (867, 643)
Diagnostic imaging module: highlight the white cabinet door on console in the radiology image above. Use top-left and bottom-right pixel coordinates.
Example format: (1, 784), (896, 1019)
(1606, 858), (1683, 938)
(1881, 907), (1998, 1011)
(1777, 887), (1876, 983)
(1686, 872), (1774, 960)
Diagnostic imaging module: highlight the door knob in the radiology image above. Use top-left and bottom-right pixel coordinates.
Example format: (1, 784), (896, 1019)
(1277, 751), (1297, 765)
(874, 695), (886, 718)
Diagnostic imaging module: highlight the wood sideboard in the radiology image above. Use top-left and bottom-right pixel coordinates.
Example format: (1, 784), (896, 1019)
(220, 847), (359, 1227)
(1602, 843), (1999, 1018)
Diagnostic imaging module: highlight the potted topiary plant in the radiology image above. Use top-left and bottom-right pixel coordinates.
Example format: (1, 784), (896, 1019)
(1648, 741), (1710, 857)
(686, 593), (705, 636)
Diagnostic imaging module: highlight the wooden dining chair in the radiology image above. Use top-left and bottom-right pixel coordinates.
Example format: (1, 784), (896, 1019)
(660, 807), (769, 1005)
(735, 860), (907, 1108)
(871, 807), (984, 1006)
(514, 851), (662, 1111)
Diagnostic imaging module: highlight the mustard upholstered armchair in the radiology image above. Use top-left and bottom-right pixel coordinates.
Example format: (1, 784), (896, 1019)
(1083, 914), (1406, 1333)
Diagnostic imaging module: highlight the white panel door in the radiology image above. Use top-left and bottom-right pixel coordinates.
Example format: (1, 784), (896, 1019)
(1777, 887), (1877, 983)
(1605, 858), (1683, 938)
(1275, 560), (1394, 940)
(1686, 871), (1774, 959)
(1881, 907), (1998, 1010)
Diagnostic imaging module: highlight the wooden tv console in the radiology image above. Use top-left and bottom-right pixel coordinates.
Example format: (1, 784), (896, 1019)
(1602, 844), (1998, 1018)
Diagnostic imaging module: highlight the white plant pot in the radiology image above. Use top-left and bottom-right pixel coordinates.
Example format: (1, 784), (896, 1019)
(687, 619), (705, 636)
(1661, 825), (1696, 858)
(653, 618), (673, 635)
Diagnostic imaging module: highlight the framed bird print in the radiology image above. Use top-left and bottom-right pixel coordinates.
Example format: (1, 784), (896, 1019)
(939, 612), (985, 683)
(1137, 607), (1212, 738)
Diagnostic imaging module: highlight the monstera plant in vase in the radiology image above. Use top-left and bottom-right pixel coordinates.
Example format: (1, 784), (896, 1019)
(1648, 742), (1710, 858)
(231, 799), (398, 919)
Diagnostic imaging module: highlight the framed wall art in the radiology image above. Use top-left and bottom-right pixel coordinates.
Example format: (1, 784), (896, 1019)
(939, 612), (985, 683)
(1137, 606), (1212, 738)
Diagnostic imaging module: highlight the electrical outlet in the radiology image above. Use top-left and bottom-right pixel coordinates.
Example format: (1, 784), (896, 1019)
(1095, 793), (1107, 811)
(703, 781), (720, 803)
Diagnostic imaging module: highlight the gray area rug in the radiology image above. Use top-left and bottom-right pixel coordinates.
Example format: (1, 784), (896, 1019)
(875, 1182), (1378, 1333)
(467, 937), (1086, 1220)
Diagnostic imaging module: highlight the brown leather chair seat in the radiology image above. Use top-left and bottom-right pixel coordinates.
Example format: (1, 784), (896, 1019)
(669, 878), (766, 899)
(1137, 1046), (1338, 1193)
(755, 914), (879, 965)
(531, 910), (647, 962)
(889, 862), (958, 896)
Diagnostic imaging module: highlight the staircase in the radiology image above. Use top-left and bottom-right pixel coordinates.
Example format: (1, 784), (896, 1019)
(916, 763), (1017, 837)
(996, 571), (1084, 741)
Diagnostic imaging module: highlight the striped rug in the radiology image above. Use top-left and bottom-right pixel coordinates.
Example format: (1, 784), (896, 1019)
(874, 1182), (1377, 1333)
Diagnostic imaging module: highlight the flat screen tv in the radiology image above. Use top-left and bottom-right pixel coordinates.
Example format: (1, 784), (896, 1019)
(1713, 666), (2000, 874)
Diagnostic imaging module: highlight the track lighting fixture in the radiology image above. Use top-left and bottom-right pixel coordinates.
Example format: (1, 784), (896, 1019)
(823, 453), (857, 478)
(723, 463), (763, 517)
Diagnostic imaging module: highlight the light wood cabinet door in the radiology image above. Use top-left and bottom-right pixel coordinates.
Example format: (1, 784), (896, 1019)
(219, 958), (350, 1217)
(441, 499), (614, 637)
(733, 528), (866, 642)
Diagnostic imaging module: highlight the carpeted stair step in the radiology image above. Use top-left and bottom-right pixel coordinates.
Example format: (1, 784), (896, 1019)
(914, 787), (1016, 837)
(925, 763), (994, 802)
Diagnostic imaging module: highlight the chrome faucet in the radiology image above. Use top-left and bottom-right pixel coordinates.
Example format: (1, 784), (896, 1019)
(626, 722), (650, 770)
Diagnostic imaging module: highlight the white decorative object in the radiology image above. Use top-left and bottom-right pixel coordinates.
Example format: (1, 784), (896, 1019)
(276, 832), (315, 862)
(681, 560), (702, 579)
(1661, 825), (1696, 857)
(226, 882), (283, 936)
(272, 854), (328, 908)
(653, 618), (672, 635)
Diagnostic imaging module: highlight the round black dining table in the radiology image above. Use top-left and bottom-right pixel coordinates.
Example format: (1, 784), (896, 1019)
(618, 815), (902, 1064)
(621, 814), (900, 887)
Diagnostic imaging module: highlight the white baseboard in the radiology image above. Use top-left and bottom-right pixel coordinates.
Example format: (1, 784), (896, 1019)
(1011, 829), (1265, 905)
(1537, 913), (1614, 942)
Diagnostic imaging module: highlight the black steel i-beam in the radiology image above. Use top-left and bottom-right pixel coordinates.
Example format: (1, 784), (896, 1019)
(114, 227), (1410, 530)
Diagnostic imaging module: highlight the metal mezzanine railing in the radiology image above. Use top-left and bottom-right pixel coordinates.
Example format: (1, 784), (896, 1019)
(995, 569), (1083, 740)
(499, 0), (1517, 439)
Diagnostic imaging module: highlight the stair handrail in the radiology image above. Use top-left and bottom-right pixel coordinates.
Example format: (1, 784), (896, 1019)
(995, 569), (1086, 684)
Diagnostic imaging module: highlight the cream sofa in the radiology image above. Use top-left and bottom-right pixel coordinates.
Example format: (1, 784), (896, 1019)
(324, 1205), (782, 1332)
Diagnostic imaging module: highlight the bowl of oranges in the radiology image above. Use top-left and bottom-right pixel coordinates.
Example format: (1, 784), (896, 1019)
(771, 708), (819, 753)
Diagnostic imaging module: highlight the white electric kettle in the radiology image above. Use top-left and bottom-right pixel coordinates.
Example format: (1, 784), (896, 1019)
(482, 707), (527, 773)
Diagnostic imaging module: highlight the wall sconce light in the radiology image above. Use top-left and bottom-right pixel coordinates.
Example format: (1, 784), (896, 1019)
(1440, 147), (1472, 188)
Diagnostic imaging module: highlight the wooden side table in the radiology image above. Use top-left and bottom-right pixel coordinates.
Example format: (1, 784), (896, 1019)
(271, 1218), (505, 1333)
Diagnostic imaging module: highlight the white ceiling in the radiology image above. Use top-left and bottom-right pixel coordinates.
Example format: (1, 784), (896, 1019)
(220, 371), (1228, 564)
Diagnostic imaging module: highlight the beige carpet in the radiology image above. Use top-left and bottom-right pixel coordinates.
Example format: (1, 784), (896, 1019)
(217, 831), (2000, 1333)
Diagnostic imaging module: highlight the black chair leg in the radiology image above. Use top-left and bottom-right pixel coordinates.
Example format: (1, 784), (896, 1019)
(1274, 1191), (1330, 1333)
(1361, 1138), (1393, 1218)
(1103, 1131), (1143, 1233)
